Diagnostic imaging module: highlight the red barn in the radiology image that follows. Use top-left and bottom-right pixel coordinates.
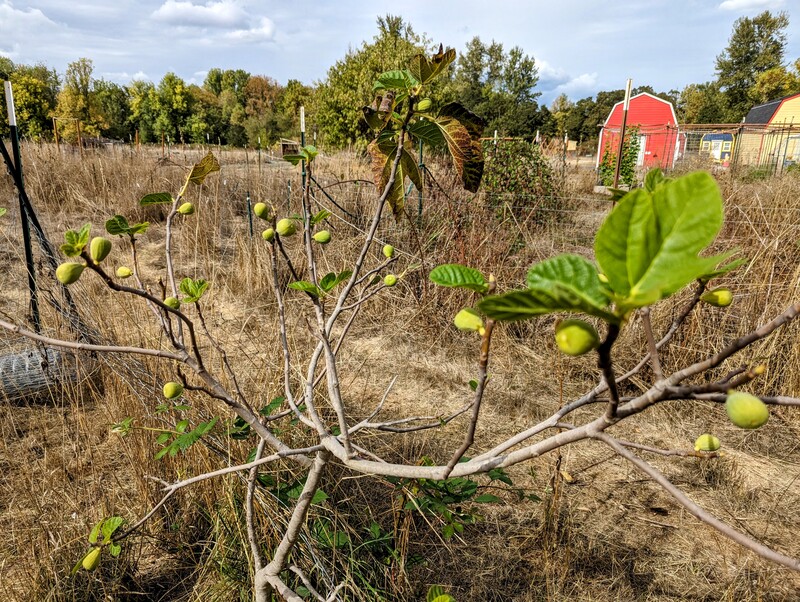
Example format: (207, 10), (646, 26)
(596, 92), (683, 170)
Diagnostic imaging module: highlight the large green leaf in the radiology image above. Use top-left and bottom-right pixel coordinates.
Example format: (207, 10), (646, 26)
(524, 254), (615, 321)
(408, 45), (456, 84)
(433, 103), (485, 192)
(139, 192), (173, 206)
(373, 69), (418, 92)
(595, 172), (728, 308)
(429, 264), (488, 294)
(188, 152), (220, 185)
(480, 285), (618, 323)
(407, 118), (445, 147)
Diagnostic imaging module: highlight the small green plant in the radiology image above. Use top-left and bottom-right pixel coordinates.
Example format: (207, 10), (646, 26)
(598, 126), (640, 188)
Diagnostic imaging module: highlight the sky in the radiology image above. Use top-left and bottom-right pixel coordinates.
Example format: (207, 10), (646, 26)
(1, 0), (799, 105)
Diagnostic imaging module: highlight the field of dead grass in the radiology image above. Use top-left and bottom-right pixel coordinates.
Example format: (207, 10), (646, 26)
(0, 143), (799, 601)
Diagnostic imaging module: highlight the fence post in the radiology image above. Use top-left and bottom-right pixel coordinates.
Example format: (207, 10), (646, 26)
(4, 81), (40, 332)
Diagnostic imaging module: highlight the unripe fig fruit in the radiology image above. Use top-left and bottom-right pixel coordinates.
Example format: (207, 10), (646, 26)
(416, 98), (433, 112)
(116, 266), (133, 279)
(313, 230), (331, 244)
(554, 319), (599, 356)
(694, 433), (721, 452)
(82, 547), (101, 571)
(163, 381), (183, 399)
(276, 218), (297, 237)
(177, 202), (195, 215)
(383, 274), (398, 287)
(262, 228), (275, 242)
(56, 262), (85, 285)
(164, 296), (180, 310)
(701, 287), (733, 307)
(725, 390), (769, 429)
(454, 308), (485, 335)
(90, 237), (112, 264)
(253, 202), (270, 219)
(382, 244), (394, 259)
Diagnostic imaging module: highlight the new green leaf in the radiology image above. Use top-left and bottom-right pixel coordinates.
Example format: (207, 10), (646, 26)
(595, 172), (729, 309)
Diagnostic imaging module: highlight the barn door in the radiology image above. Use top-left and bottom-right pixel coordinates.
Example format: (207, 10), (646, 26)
(637, 135), (646, 166)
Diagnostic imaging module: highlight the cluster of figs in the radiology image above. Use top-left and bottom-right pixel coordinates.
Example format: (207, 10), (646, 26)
(452, 281), (768, 451)
(253, 202), (400, 287)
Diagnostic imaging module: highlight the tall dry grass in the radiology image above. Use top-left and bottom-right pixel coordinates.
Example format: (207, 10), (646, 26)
(0, 143), (799, 601)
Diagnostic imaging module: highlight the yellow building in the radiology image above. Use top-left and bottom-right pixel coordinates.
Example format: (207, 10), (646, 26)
(736, 93), (800, 170)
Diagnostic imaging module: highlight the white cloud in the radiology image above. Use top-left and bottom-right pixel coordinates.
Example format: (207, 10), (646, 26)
(0, 0), (59, 29)
(151, 0), (250, 29)
(224, 16), (274, 43)
(0, 42), (21, 60)
(718, 0), (784, 10)
(553, 73), (599, 97)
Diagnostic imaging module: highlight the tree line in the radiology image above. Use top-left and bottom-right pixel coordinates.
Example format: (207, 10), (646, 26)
(0, 11), (797, 150)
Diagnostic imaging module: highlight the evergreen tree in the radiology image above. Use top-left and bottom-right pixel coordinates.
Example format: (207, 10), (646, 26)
(716, 11), (789, 121)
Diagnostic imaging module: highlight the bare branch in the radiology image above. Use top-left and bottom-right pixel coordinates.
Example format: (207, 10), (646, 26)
(595, 432), (800, 571)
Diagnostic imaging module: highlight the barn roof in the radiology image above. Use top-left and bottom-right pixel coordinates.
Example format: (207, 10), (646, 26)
(604, 92), (679, 127)
(744, 93), (800, 124)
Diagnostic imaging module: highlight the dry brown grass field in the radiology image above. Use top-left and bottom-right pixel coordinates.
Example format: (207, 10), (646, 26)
(1, 143), (799, 601)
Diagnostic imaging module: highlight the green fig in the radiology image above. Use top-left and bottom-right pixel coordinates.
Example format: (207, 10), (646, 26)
(276, 218), (297, 237)
(694, 433), (721, 452)
(82, 547), (101, 571)
(262, 228), (275, 242)
(725, 391), (769, 429)
(701, 287), (733, 307)
(164, 297), (180, 310)
(383, 274), (398, 287)
(454, 308), (485, 335)
(56, 262), (85, 285)
(116, 266), (133, 279)
(313, 230), (331, 244)
(382, 244), (394, 259)
(163, 381), (183, 399)
(253, 202), (270, 220)
(416, 98), (433, 112)
(177, 202), (195, 215)
(555, 319), (599, 357)
(89, 237), (112, 263)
